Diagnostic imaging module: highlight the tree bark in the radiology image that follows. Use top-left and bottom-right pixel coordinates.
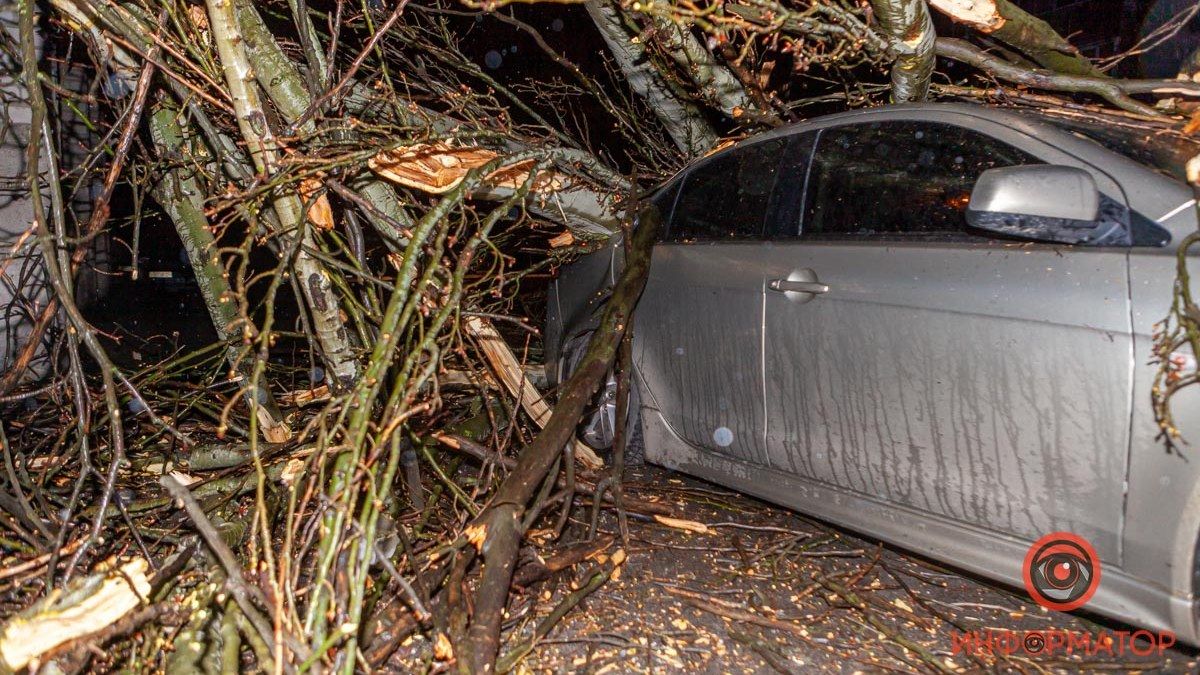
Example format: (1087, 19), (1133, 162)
(647, 16), (764, 123)
(870, 0), (936, 102)
(205, 0), (361, 389)
(233, 0), (416, 242)
(585, 0), (718, 156)
(148, 105), (291, 443)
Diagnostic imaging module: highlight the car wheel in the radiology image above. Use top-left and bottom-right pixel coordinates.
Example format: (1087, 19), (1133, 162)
(561, 332), (644, 466)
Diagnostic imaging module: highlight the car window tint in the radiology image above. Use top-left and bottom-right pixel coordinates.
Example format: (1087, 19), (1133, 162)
(801, 121), (1037, 238)
(766, 131), (818, 238)
(670, 137), (787, 241)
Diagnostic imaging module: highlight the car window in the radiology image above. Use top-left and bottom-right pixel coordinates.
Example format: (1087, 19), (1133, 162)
(799, 121), (1037, 239)
(669, 137), (788, 241)
(649, 180), (680, 232)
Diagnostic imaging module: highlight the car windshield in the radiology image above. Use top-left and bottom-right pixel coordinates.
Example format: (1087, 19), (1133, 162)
(1036, 112), (1198, 182)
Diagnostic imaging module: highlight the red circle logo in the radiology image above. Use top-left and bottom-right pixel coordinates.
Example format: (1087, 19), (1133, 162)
(1023, 532), (1101, 612)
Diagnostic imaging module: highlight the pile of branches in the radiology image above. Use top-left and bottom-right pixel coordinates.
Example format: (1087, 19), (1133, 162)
(0, 0), (1198, 671)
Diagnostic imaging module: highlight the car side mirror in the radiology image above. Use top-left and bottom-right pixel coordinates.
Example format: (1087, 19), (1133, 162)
(966, 165), (1120, 245)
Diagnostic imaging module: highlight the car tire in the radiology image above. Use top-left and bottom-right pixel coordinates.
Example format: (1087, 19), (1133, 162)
(561, 332), (645, 466)
(622, 387), (645, 467)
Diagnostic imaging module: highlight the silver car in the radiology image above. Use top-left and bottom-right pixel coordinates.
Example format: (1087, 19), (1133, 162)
(547, 103), (1200, 643)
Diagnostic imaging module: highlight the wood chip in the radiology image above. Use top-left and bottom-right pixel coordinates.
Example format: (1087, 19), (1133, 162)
(167, 470), (200, 486)
(279, 384), (330, 407)
(653, 515), (710, 534)
(280, 458), (305, 486)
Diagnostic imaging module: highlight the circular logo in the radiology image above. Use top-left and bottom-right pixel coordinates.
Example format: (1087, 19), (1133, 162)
(1023, 532), (1101, 612)
(1023, 631), (1046, 654)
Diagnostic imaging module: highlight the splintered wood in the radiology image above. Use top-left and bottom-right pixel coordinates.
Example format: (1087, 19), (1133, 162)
(464, 316), (603, 470)
(927, 0), (1004, 31)
(0, 558), (151, 670)
(369, 142), (561, 195)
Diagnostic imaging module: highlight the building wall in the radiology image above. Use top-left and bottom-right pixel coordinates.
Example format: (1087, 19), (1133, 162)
(0, 5), (52, 384)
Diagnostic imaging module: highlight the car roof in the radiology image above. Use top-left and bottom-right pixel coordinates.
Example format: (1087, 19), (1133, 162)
(721, 103), (1191, 183)
(736, 102), (1091, 151)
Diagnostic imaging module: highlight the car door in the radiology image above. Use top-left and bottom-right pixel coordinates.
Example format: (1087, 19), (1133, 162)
(759, 117), (1132, 562)
(634, 135), (793, 466)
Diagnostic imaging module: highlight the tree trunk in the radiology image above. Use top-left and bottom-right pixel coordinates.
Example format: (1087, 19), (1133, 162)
(585, 0), (718, 156)
(205, 0), (361, 389)
(648, 16), (761, 122)
(870, 0), (936, 102)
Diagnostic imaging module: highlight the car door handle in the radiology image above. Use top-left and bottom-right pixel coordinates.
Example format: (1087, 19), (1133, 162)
(768, 279), (829, 294)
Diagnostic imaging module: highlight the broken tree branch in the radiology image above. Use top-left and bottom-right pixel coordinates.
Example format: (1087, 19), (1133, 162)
(455, 204), (661, 673)
(585, 0), (718, 156)
(934, 38), (1200, 116)
(0, 558), (151, 671)
(929, 0), (1101, 76)
(205, 0), (360, 389)
(464, 316), (603, 471)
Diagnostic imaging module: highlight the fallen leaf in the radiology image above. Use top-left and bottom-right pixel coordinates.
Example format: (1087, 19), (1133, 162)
(433, 633), (454, 661)
(1185, 109), (1200, 135)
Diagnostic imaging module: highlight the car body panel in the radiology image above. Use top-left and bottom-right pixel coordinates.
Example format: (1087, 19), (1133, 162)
(640, 400), (1197, 644)
(547, 102), (1200, 643)
(1125, 248), (1200, 586)
(636, 243), (768, 465)
(759, 240), (1131, 562)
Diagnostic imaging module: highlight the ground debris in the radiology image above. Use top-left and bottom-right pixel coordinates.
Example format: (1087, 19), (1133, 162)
(414, 465), (1197, 674)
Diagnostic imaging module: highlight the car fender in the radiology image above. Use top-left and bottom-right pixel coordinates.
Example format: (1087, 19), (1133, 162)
(545, 238), (623, 386)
